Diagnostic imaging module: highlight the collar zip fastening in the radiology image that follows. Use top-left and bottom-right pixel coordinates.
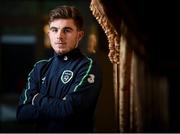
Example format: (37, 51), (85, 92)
(64, 56), (68, 61)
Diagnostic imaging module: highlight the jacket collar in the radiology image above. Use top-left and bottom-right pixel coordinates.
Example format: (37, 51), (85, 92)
(54, 48), (82, 61)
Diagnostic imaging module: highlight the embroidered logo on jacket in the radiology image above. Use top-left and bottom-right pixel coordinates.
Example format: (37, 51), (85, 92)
(61, 70), (73, 84)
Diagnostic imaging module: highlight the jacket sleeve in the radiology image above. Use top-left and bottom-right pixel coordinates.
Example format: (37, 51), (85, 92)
(33, 57), (102, 121)
(16, 63), (41, 122)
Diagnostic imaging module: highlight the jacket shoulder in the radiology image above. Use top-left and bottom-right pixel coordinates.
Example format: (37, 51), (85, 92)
(33, 57), (53, 69)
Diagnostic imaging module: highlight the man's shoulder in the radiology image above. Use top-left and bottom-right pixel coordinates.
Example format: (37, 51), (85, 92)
(33, 57), (54, 68)
(78, 55), (101, 72)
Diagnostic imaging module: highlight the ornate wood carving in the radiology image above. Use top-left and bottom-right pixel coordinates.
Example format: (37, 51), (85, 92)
(90, 0), (137, 132)
(90, 0), (120, 64)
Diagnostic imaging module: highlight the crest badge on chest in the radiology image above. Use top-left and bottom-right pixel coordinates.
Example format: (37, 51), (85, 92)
(61, 70), (73, 84)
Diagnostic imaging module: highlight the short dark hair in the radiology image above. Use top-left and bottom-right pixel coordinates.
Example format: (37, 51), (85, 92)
(48, 5), (84, 30)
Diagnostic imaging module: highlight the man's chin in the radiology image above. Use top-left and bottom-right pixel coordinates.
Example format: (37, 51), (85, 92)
(55, 49), (67, 55)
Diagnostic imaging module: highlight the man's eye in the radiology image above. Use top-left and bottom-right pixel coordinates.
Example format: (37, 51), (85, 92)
(64, 29), (71, 33)
(51, 28), (58, 32)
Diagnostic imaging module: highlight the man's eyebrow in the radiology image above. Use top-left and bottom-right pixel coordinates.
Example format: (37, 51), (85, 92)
(49, 26), (74, 30)
(63, 27), (73, 31)
(49, 26), (58, 30)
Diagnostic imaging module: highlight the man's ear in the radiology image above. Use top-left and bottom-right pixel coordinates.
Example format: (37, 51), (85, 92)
(47, 31), (50, 38)
(78, 31), (84, 41)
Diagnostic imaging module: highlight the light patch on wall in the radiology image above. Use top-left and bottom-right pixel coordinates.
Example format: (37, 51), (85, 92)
(44, 24), (51, 48)
(0, 35), (36, 45)
(87, 34), (97, 54)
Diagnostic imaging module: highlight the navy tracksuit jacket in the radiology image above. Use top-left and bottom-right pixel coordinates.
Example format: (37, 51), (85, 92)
(16, 48), (102, 132)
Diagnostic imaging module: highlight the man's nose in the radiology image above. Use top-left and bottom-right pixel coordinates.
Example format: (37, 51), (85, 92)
(57, 30), (65, 39)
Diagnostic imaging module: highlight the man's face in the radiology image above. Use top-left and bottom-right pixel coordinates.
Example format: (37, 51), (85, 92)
(48, 19), (84, 55)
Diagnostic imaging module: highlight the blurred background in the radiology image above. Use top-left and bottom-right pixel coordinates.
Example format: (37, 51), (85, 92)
(0, 0), (116, 132)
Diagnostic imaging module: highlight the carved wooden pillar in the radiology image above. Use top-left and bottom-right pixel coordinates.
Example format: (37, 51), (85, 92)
(90, 0), (132, 132)
(90, 0), (120, 132)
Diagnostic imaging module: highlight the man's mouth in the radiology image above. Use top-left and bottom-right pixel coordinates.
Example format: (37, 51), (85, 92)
(55, 42), (66, 45)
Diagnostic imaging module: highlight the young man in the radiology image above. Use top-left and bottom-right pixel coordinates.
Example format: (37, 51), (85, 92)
(16, 5), (102, 132)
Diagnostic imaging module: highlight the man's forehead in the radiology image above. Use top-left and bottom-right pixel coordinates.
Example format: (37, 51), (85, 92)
(49, 19), (76, 28)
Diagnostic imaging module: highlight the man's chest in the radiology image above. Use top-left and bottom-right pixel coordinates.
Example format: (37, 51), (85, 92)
(39, 62), (76, 98)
